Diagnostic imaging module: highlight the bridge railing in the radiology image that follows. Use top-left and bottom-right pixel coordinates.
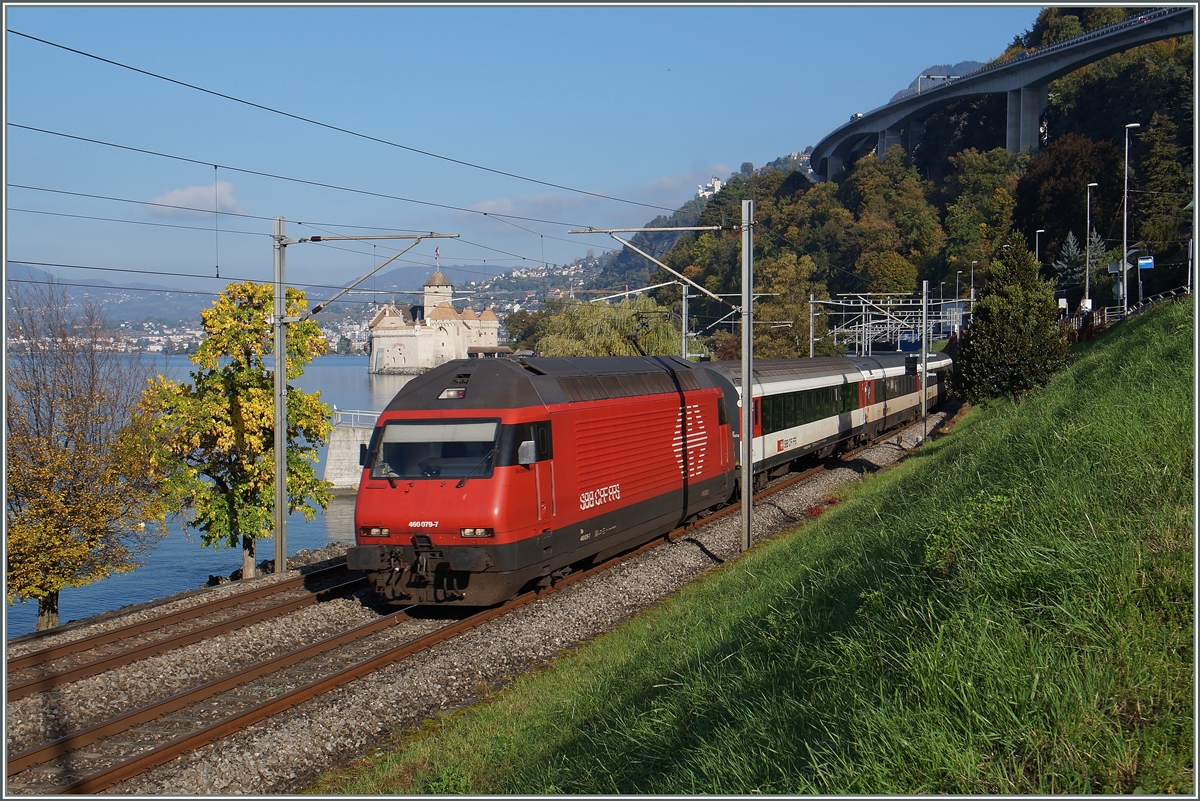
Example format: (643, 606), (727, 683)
(885, 7), (1178, 107)
(331, 408), (379, 429)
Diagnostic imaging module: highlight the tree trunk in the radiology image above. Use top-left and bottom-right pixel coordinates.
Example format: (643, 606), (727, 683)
(36, 591), (60, 630)
(242, 534), (256, 580)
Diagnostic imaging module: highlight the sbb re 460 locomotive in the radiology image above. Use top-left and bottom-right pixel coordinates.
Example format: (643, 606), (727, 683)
(347, 352), (951, 606)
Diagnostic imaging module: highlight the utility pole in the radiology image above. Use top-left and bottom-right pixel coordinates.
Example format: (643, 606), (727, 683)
(681, 284), (689, 359)
(270, 223), (458, 575)
(809, 292), (815, 358)
(272, 217), (296, 575)
(1123, 122), (1140, 317)
(740, 199), (754, 553)
(921, 280), (928, 442)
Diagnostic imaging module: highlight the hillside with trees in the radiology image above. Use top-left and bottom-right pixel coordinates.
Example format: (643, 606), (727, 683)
(620, 6), (1193, 360)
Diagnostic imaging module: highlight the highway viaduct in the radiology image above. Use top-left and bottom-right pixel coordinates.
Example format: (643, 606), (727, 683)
(810, 7), (1193, 181)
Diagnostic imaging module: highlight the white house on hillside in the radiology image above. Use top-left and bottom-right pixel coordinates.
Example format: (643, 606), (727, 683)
(696, 176), (723, 199)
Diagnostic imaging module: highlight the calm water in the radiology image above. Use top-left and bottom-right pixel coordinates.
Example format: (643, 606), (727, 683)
(5, 355), (413, 638)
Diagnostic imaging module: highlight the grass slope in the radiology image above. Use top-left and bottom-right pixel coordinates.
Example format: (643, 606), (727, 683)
(314, 299), (1194, 795)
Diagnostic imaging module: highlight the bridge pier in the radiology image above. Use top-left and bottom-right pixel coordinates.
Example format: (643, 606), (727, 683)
(1006, 84), (1047, 154)
(876, 128), (903, 158)
(825, 153), (843, 179)
(904, 121), (926, 154)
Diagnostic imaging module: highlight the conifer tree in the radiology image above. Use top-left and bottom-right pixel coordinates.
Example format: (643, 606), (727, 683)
(952, 235), (1072, 405)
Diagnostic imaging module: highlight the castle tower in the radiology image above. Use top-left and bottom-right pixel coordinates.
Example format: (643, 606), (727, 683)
(423, 270), (453, 314)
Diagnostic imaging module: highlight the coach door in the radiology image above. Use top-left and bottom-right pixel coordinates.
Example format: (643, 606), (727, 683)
(858, 379), (874, 423)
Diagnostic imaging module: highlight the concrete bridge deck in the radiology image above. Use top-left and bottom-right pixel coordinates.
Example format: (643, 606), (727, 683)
(810, 7), (1193, 180)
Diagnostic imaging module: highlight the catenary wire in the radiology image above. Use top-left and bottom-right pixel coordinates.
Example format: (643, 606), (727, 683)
(9, 182), (616, 267)
(7, 28), (678, 214)
(10, 123), (604, 229)
(7, 275), (419, 306)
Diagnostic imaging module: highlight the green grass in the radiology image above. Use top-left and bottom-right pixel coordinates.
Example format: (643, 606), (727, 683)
(310, 298), (1194, 795)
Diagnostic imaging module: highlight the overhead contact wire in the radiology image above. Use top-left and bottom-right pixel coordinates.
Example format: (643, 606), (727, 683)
(7, 28), (677, 214)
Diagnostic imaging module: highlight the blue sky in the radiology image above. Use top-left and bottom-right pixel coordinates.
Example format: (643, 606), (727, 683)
(5, 3), (1041, 300)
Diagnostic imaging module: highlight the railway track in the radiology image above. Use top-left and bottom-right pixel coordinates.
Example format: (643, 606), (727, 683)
(5, 421), (940, 794)
(6, 564), (363, 701)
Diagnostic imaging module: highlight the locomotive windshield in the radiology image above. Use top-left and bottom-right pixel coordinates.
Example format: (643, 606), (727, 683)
(370, 420), (498, 480)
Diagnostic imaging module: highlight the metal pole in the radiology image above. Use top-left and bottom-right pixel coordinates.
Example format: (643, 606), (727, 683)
(1123, 122), (1139, 317)
(740, 199), (754, 553)
(681, 284), (689, 359)
(955, 271), (962, 334)
(921, 280), (928, 442)
(806, 292), (816, 357)
(273, 217), (288, 575)
(1086, 183), (1097, 310)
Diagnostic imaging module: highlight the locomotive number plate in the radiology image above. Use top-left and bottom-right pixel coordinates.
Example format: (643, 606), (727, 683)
(579, 483), (621, 511)
(408, 520), (439, 528)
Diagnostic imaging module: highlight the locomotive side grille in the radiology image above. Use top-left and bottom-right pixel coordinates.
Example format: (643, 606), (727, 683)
(557, 370), (701, 403)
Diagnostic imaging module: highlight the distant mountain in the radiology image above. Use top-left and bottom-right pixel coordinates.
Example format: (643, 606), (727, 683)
(889, 61), (985, 102)
(354, 261), (507, 296)
(6, 262), (211, 326)
(5, 260), (508, 326)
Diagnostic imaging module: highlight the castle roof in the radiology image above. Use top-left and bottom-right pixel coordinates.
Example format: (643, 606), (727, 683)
(459, 306), (478, 321)
(479, 308), (498, 321)
(427, 301), (458, 321)
(369, 302), (414, 329)
(424, 270), (453, 288)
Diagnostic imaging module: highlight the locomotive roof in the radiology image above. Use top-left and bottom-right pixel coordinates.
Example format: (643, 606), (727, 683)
(381, 355), (718, 412)
(381, 353), (952, 413)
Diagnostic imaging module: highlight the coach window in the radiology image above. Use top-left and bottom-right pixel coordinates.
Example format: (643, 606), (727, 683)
(784, 394), (795, 428)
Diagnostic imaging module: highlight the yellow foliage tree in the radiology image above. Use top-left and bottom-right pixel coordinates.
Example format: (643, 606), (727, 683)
(141, 282), (332, 580)
(6, 281), (183, 630)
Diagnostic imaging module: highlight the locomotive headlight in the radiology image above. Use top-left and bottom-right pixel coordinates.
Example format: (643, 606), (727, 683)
(460, 527), (494, 538)
(362, 527), (390, 537)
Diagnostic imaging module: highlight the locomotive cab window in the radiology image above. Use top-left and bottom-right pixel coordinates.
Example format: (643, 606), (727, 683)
(497, 421), (553, 465)
(371, 420), (499, 480)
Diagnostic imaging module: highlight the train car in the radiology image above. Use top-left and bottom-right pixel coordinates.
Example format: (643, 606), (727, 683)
(700, 352), (952, 489)
(347, 356), (737, 606)
(347, 351), (952, 607)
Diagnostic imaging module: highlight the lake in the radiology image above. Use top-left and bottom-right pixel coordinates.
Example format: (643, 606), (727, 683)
(5, 355), (411, 638)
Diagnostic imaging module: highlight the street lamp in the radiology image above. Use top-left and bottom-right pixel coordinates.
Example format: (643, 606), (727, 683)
(939, 281), (945, 336)
(1035, 229), (1045, 263)
(1123, 122), (1140, 316)
(1085, 182), (1098, 311)
(970, 260), (977, 301)
(954, 270), (962, 334)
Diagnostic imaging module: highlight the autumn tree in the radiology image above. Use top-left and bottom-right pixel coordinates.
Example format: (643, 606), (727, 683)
(940, 147), (1026, 272)
(952, 235), (1072, 404)
(1012, 134), (1122, 265)
(6, 280), (184, 630)
(752, 251), (841, 358)
(840, 146), (945, 292)
(142, 282), (333, 580)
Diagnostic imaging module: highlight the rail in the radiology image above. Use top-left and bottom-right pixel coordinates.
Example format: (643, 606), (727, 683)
(1065, 285), (1190, 335)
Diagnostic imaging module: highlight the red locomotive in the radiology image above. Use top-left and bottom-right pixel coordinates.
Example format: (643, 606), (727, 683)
(347, 352), (951, 606)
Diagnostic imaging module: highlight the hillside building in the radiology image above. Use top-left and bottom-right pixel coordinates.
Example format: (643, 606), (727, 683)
(696, 176), (723, 199)
(367, 271), (506, 374)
